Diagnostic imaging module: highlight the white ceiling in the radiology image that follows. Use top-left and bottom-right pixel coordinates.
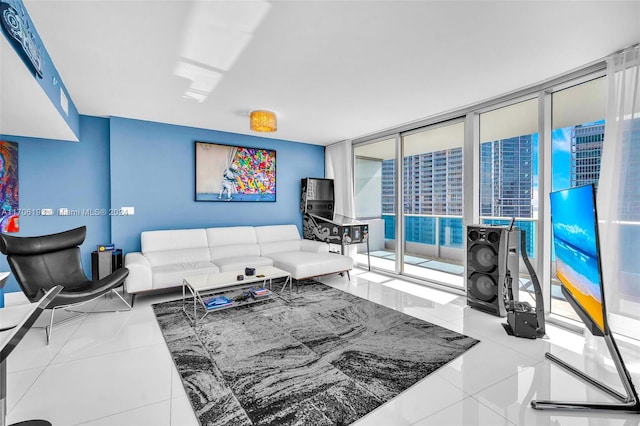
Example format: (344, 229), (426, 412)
(0, 35), (78, 141)
(2, 0), (640, 146)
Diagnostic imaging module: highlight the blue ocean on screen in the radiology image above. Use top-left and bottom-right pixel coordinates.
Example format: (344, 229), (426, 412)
(550, 184), (603, 304)
(554, 237), (602, 301)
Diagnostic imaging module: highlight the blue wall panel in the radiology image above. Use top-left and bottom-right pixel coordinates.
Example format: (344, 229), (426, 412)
(109, 117), (325, 255)
(0, 115), (110, 293)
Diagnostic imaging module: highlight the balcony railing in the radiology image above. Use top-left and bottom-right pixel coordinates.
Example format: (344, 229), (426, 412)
(380, 213), (537, 259)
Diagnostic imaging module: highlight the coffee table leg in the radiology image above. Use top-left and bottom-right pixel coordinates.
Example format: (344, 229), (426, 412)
(279, 276), (292, 300)
(193, 291), (197, 326)
(182, 283), (199, 326)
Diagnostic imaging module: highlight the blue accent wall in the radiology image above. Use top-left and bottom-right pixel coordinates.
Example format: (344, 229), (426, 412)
(0, 115), (110, 293)
(1, 115), (325, 294)
(110, 117), (325, 254)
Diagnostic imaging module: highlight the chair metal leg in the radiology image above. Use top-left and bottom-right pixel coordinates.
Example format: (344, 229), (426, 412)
(65, 288), (132, 315)
(42, 289), (132, 345)
(45, 306), (83, 345)
(45, 308), (55, 345)
(109, 288), (132, 311)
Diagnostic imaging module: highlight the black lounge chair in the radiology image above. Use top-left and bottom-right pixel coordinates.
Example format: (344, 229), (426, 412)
(0, 226), (130, 343)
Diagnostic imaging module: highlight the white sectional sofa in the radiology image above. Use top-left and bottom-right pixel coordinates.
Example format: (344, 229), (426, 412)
(124, 224), (353, 299)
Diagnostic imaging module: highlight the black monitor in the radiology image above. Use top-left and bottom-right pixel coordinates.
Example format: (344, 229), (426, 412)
(302, 178), (334, 201)
(300, 178), (335, 216)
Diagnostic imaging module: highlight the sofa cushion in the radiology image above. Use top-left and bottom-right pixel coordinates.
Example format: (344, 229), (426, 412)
(259, 240), (301, 256)
(300, 239), (330, 253)
(214, 255), (273, 272)
(266, 251), (353, 280)
(255, 224), (301, 243)
(206, 226), (258, 246)
(152, 261), (220, 290)
(210, 244), (261, 261)
(142, 228), (208, 253)
(144, 248), (211, 267)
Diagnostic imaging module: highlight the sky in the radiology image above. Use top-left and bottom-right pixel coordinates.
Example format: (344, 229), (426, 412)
(551, 119), (605, 193)
(552, 127), (572, 192)
(523, 119), (605, 218)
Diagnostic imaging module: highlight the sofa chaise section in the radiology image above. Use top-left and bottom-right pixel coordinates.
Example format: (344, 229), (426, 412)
(255, 224), (353, 281)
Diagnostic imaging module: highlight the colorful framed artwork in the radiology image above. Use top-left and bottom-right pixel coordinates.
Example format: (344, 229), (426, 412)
(195, 141), (276, 202)
(0, 140), (19, 232)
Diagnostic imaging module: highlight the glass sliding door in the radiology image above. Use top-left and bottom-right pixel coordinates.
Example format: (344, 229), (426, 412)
(401, 120), (465, 288)
(550, 77), (606, 324)
(354, 137), (398, 273)
(479, 98), (539, 304)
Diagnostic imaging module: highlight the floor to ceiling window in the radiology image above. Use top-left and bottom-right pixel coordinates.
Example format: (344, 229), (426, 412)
(353, 121), (466, 288)
(352, 56), (640, 342)
(354, 137), (397, 274)
(478, 98), (539, 301)
(401, 120), (465, 287)
(550, 76), (606, 324)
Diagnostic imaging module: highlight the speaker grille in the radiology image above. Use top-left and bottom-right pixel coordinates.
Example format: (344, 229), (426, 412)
(487, 230), (500, 244)
(468, 244), (498, 272)
(468, 272), (498, 302)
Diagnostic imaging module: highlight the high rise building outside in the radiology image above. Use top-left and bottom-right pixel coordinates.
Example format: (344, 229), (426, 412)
(381, 148), (464, 245)
(571, 122), (604, 188)
(480, 135), (534, 218)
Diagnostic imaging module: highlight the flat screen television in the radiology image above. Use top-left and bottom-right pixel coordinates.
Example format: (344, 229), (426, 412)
(194, 141), (276, 202)
(535, 183), (640, 413)
(549, 184), (607, 336)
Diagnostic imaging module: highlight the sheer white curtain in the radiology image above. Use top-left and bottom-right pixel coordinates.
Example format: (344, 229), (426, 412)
(597, 44), (640, 339)
(325, 140), (357, 258)
(325, 140), (355, 218)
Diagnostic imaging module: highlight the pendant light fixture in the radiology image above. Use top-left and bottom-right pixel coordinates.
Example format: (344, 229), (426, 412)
(250, 110), (277, 132)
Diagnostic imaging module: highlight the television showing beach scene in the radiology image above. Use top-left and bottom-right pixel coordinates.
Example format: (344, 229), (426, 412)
(550, 184), (606, 333)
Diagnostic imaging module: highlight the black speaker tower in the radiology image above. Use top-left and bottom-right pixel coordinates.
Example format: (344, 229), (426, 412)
(466, 225), (519, 317)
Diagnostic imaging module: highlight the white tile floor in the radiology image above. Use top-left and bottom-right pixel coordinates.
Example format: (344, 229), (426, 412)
(2, 268), (640, 426)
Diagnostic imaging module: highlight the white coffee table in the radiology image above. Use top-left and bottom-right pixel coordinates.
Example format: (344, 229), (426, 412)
(182, 266), (291, 325)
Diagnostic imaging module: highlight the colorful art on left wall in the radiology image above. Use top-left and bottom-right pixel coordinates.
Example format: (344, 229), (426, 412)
(0, 141), (19, 232)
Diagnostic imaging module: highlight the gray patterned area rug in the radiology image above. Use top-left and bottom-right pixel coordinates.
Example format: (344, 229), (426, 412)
(152, 281), (479, 426)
